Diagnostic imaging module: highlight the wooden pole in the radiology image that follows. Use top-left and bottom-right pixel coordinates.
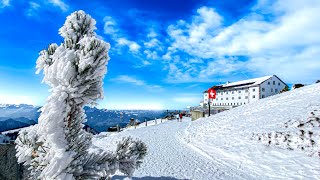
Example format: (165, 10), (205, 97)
(209, 98), (211, 117)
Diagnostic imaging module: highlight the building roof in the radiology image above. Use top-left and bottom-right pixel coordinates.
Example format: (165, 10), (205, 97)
(222, 75), (272, 88)
(205, 75), (274, 91)
(203, 75), (286, 93)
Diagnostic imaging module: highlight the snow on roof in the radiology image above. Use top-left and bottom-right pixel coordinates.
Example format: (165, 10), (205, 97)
(222, 75), (273, 88)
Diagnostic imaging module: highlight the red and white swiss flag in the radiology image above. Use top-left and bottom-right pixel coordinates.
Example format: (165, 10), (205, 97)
(208, 88), (216, 99)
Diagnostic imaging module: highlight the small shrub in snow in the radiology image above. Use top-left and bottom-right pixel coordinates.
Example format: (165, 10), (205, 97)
(15, 10), (147, 179)
(280, 85), (289, 93)
(252, 110), (320, 158)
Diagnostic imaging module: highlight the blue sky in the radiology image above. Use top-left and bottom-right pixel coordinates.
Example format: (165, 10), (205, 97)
(0, 0), (319, 109)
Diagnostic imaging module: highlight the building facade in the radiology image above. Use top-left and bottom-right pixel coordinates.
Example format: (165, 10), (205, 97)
(202, 75), (287, 108)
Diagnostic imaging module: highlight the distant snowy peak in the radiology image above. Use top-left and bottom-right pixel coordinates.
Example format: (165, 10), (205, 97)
(0, 103), (39, 109)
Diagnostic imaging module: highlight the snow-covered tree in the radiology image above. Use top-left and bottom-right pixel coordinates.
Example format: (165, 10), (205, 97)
(15, 10), (147, 179)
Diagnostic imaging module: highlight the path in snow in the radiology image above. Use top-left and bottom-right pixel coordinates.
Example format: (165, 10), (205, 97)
(94, 118), (257, 180)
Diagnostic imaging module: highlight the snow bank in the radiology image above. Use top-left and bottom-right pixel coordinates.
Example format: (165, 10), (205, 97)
(94, 83), (320, 179)
(182, 83), (320, 178)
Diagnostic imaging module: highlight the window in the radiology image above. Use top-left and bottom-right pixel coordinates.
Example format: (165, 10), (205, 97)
(237, 103), (239, 105)
(238, 96), (241, 99)
(278, 82), (280, 86)
(253, 95), (255, 98)
(221, 98), (223, 100)
(245, 89), (248, 93)
(275, 89), (278, 93)
(226, 97), (228, 100)
(239, 90), (241, 93)
(232, 97), (234, 100)
(232, 91), (234, 94)
(245, 96), (248, 99)
(205, 99), (207, 101)
(262, 88), (265, 92)
(271, 88), (273, 92)
(261, 95), (265, 98)
(273, 81), (275, 85)
(268, 82), (270, 85)
(226, 91), (228, 94)
(216, 98), (218, 101)
(221, 92), (223, 95)
(252, 88), (255, 92)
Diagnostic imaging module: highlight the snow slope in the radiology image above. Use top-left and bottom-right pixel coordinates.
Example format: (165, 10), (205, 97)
(94, 84), (320, 179)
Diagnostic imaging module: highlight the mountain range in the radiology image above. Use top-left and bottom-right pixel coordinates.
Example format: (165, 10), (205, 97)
(0, 104), (167, 132)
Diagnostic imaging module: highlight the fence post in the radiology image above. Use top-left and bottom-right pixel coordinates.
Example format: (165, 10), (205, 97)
(155, 118), (157, 124)
(117, 124), (120, 132)
(145, 119), (147, 126)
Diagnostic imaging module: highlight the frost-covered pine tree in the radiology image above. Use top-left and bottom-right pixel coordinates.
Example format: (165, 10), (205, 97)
(15, 10), (147, 180)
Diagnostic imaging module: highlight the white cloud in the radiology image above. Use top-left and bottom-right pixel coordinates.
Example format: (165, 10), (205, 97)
(113, 75), (163, 91)
(141, 60), (151, 66)
(144, 50), (159, 60)
(147, 30), (157, 38)
(103, 16), (118, 36)
(26, 2), (40, 17)
(117, 38), (141, 53)
(0, 0), (9, 8)
(102, 17), (142, 54)
(48, 0), (68, 12)
(165, 0), (320, 83)
(114, 75), (145, 86)
(144, 38), (161, 48)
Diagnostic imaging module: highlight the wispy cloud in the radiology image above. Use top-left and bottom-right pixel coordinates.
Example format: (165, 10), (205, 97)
(26, 2), (40, 17)
(0, 0), (10, 8)
(113, 75), (163, 91)
(117, 38), (141, 53)
(103, 16), (142, 54)
(48, 0), (68, 12)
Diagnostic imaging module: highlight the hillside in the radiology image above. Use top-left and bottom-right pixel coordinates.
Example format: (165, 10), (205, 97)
(94, 84), (320, 179)
(0, 119), (36, 132)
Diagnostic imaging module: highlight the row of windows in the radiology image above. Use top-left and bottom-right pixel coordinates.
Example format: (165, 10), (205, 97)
(216, 95), (258, 101)
(218, 88), (253, 95)
(213, 102), (246, 106)
(267, 81), (281, 86)
(261, 88), (279, 92)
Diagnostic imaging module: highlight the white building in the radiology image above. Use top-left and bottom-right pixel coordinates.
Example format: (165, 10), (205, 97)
(203, 75), (287, 108)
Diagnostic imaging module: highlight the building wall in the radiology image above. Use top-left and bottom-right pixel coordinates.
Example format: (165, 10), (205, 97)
(202, 75), (286, 108)
(260, 76), (286, 99)
(248, 86), (260, 103)
(191, 111), (204, 121)
(211, 88), (251, 106)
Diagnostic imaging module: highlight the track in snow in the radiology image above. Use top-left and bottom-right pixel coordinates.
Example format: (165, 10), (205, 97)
(94, 118), (258, 180)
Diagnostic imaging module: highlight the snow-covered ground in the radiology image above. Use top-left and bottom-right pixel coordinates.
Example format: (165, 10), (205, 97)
(94, 84), (320, 179)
